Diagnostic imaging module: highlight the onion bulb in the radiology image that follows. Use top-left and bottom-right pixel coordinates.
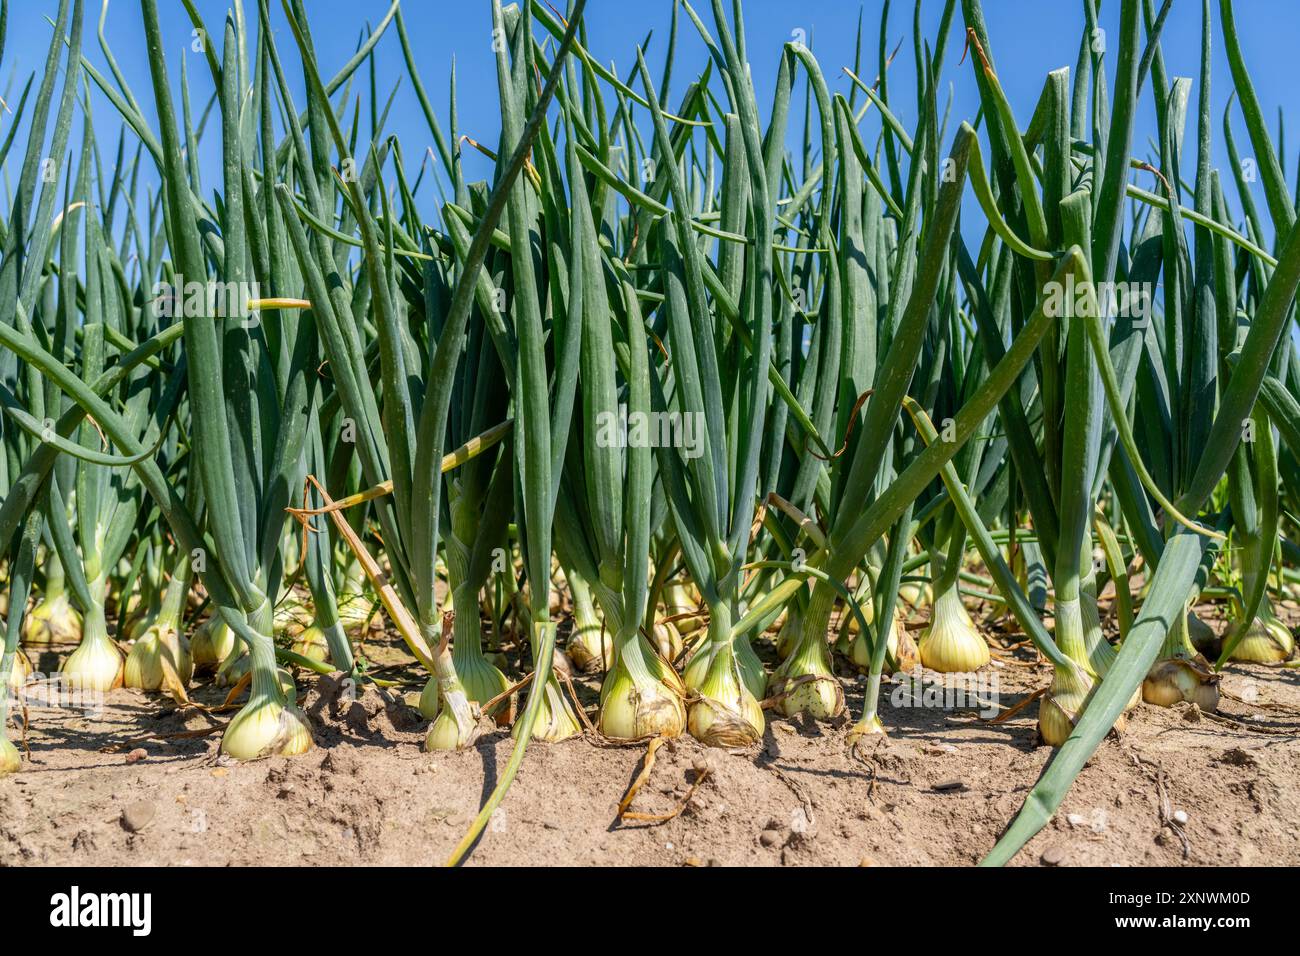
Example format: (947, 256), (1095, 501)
(651, 619), (683, 663)
(61, 620), (124, 693)
(1038, 660), (1120, 747)
(768, 632), (844, 719)
(423, 678), (481, 751)
(214, 643), (250, 688)
(124, 618), (193, 696)
(335, 568), (374, 636)
(1230, 613), (1294, 664)
(0, 736), (19, 776)
(23, 591), (81, 645)
(848, 602), (917, 672)
(598, 652), (686, 739)
(847, 712), (886, 750)
(6, 648), (32, 694)
(191, 615), (237, 674)
(1143, 657), (1220, 711)
(511, 676), (580, 743)
(289, 623), (330, 663)
(423, 649), (510, 726)
(734, 633), (766, 701)
(687, 651), (763, 747)
(899, 579), (932, 610)
(273, 592), (313, 640)
(917, 588), (989, 673)
(661, 581), (702, 636)
(775, 604), (801, 659)
(1144, 607), (1220, 710)
(220, 690), (314, 760)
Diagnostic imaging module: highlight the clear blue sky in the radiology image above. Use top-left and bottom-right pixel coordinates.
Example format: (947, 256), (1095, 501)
(5, 1), (1298, 245)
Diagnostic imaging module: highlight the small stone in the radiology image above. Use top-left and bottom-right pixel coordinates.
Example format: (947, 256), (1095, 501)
(932, 778), (965, 792)
(683, 857), (703, 867)
(1040, 845), (1066, 866)
(1172, 809), (1189, 825)
(1183, 703), (1202, 723)
(1067, 813), (1086, 827)
(121, 802), (156, 833)
(665, 842), (674, 850)
(125, 748), (147, 764)
(210, 767), (228, 778)
(760, 830), (782, 848)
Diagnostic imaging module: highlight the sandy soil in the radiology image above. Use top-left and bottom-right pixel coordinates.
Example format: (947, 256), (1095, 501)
(3, 603), (1298, 867)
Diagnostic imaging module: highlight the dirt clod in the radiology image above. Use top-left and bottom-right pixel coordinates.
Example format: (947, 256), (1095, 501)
(120, 801), (156, 833)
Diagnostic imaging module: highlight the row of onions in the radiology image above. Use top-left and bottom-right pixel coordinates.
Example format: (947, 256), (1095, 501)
(1, 0), (1297, 865)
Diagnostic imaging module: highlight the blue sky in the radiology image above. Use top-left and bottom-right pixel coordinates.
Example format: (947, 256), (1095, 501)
(5, 1), (1298, 246)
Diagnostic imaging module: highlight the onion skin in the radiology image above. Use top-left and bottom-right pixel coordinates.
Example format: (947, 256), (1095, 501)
(687, 691), (763, 747)
(688, 658), (763, 746)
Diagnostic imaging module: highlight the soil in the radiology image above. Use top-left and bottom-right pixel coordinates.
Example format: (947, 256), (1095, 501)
(3, 601), (1298, 867)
